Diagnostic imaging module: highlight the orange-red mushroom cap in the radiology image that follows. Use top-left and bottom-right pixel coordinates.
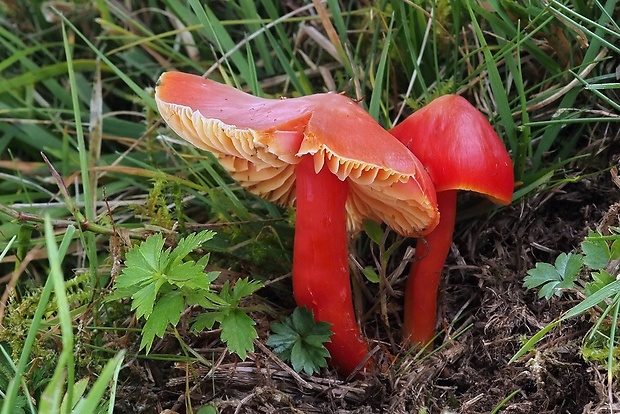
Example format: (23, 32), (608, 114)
(390, 94), (514, 205)
(155, 71), (440, 236)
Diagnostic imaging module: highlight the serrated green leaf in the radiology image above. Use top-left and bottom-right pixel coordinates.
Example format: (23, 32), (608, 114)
(524, 254), (582, 300)
(191, 312), (220, 332)
(168, 230), (215, 269)
(131, 282), (159, 319)
(585, 270), (616, 300)
(304, 325), (333, 348)
(290, 337), (329, 375)
(266, 322), (298, 353)
(524, 262), (559, 289)
(291, 304), (315, 336)
(538, 281), (560, 300)
(115, 234), (167, 291)
(582, 236), (610, 270)
(185, 291), (216, 309)
(140, 291), (185, 354)
(231, 278), (263, 302)
(202, 290), (231, 307)
(135, 234), (168, 271)
(290, 340), (309, 374)
(220, 309), (256, 359)
(114, 266), (154, 290)
(362, 220), (384, 245)
(219, 280), (233, 303)
(554, 253), (583, 280)
(167, 261), (212, 290)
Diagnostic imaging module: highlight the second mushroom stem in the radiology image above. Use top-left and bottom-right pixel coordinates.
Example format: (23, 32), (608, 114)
(292, 155), (369, 375)
(403, 190), (457, 347)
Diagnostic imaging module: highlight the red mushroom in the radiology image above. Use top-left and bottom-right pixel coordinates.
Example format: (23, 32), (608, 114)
(389, 94), (514, 347)
(155, 71), (439, 375)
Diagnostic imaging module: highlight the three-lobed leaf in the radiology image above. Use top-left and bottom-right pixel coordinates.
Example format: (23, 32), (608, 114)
(219, 309), (257, 360)
(190, 278), (262, 359)
(524, 253), (583, 299)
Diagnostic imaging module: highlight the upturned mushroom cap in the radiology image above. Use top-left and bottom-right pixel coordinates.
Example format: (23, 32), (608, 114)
(390, 94), (514, 205)
(155, 71), (439, 236)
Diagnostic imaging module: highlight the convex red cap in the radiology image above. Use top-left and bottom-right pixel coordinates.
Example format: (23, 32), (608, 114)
(390, 94), (514, 205)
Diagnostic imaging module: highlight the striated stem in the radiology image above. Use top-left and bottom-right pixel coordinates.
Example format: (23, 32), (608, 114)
(403, 190), (457, 347)
(293, 155), (369, 375)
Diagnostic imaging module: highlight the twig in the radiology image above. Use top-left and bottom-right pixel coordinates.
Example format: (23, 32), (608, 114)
(253, 339), (313, 389)
(0, 203), (148, 240)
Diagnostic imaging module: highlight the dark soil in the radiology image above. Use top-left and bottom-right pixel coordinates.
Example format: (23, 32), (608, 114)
(115, 169), (620, 414)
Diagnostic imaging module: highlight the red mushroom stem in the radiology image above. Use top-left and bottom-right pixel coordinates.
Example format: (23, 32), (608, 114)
(293, 155), (368, 374)
(403, 190), (456, 346)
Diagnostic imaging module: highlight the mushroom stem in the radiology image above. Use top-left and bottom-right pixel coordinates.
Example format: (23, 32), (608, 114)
(293, 155), (369, 375)
(403, 190), (457, 347)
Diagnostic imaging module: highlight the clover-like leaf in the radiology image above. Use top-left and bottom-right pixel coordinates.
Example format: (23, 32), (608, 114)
(266, 307), (332, 375)
(524, 253), (583, 299)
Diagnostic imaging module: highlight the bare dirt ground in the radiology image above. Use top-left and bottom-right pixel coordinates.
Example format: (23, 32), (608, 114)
(114, 158), (620, 414)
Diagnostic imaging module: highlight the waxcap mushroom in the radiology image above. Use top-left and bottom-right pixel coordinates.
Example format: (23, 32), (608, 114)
(389, 94), (514, 347)
(155, 71), (439, 236)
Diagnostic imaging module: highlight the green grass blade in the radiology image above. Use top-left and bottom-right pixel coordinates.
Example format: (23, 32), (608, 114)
(42, 216), (76, 414)
(1, 226), (76, 414)
(71, 350), (126, 414)
(606, 295), (620, 384)
(510, 279), (620, 363)
(532, 0), (619, 169)
(61, 20), (98, 277)
(53, 11), (156, 110)
(465, 2), (517, 154)
(368, 15), (393, 121)
(238, 0), (275, 75)
(188, 0), (250, 85)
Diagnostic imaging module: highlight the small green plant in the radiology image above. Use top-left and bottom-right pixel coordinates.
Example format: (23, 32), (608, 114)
(109, 230), (262, 359)
(514, 226), (620, 378)
(266, 307), (332, 375)
(190, 278), (263, 360)
(523, 252), (584, 299)
(523, 229), (620, 300)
